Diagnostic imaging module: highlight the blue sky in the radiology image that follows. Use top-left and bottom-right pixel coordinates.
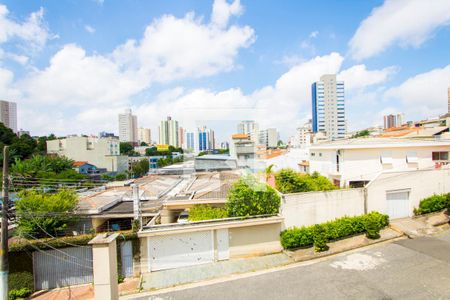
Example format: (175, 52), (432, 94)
(1, 0), (450, 142)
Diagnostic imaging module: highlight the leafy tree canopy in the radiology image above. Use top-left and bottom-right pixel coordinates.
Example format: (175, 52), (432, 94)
(226, 176), (281, 217)
(275, 169), (336, 193)
(15, 189), (79, 238)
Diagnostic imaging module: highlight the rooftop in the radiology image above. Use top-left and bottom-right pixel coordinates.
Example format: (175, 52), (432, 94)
(310, 137), (450, 150)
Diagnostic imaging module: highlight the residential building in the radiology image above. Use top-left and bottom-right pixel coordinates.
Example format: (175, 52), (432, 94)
(178, 127), (185, 149)
(138, 127), (151, 145)
(198, 126), (215, 151)
(311, 74), (346, 140)
(159, 116), (179, 147)
(259, 128), (278, 148)
(448, 86), (450, 113)
(18, 129), (30, 137)
(220, 141), (229, 149)
(47, 136), (128, 173)
(0, 100), (17, 133)
(99, 131), (116, 138)
(118, 109), (138, 144)
(73, 161), (99, 174)
(186, 132), (196, 151)
(384, 113), (404, 129)
(237, 120), (259, 142)
(309, 138), (450, 188)
(293, 120), (313, 148)
(229, 133), (256, 168)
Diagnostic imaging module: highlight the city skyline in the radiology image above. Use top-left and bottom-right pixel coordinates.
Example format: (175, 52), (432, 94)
(1, 0), (450, 142)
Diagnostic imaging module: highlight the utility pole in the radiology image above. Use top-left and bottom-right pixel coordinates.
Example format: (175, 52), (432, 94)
(0, 146), (9, 300)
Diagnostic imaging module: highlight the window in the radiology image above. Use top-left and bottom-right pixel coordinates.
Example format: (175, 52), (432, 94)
(406, 151), (418, 163)
(432, 151), (449, 161)
(311, 152), (315, 156)
(380, 151), (393, 164)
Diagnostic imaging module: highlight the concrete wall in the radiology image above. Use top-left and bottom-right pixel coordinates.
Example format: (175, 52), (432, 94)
(138, 217), (283, 273)
(229, 223), (282, 258)
(281, 188), (365, 229)
(366, 168), (450, 217)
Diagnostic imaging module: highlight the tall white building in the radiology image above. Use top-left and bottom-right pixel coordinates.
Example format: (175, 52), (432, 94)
(159, 116), (179, 147)
(0, 100), (17, 133)
(118, 109), (138, 144)
(312, 74), (346, 140)
(259, 128), (278, 148)
(237, 120), (259, 142)
(138, 127), (151, 145)
(294, 120), (313, 148)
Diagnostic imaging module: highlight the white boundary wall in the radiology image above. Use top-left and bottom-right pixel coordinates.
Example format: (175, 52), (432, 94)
(281, 188), (365, 229)
(366, 168), (450, 217)
(281, 168), (450, 229)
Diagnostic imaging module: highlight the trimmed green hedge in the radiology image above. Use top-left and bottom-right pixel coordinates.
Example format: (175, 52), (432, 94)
(280, 212), (389, 251)
(414, 193), (450, 215)
(188, 205), (228, 221)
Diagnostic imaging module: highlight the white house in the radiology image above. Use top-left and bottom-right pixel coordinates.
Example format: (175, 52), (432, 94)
(309, 138), (450, 187)
(47, 136), (129, 173)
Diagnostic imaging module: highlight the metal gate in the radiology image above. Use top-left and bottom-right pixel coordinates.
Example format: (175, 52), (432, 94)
(386, 190), (410, 219)
(33, 246), (93, 290)
(120, 241), (134, 277)
(148, 230), (214, 271)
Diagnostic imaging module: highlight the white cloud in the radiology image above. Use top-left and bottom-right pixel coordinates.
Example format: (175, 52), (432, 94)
(309, 31), (319, 39)
(84, 25), (95, 34)
(349, 0), (450, 60)
(0, 5), (51, 50)
(0, 67), (21, 99)
(338, 64), (397, 91)
(112, 10), (255, 83)
(211, 0), (243, 28)
(20, 44), (148, 107)
(135, 52), (345, 138)
(18, 0), (255, 135)
(384, 64), (450, 118)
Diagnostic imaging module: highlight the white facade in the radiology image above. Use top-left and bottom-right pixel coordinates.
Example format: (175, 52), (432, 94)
(138, 128), (151, 145)
(312, 74), (346, 140)
(0, 100), (17, 133)
(119, 109), (138, 144)
(230, 134), (256, 168)
(259, 128), (278, 148)
(293, 121), (313, 148)
(159, 116), (179, 147)
(237, 120), (259, 142)
(47, 136), (128, 173)
(309, 138), (450, 187)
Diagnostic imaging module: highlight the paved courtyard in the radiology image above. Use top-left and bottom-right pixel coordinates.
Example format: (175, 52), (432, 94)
(128, 230), (450, 300)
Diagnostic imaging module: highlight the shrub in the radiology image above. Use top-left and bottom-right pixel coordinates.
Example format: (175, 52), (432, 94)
(280, 212), (389, 251)
(226, 176), (281, 217)
(275, 169), (336, 194)
(115, 173), (127, 181)
(414, 194), (448, 215)
(188, 205), (228, 221)
(8, 288), (32, 300)
(280, 226), (314, 249)
(8, 272), (33, 299)
(313, 224), (329, 252)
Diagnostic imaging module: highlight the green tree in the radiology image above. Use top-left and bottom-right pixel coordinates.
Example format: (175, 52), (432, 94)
(15, 189), (79, 238)
(140, 141), (148, 146)
(10, 134), (37, 160)
(11, 155), (75, 178)
(131, 159), (150, 177)
(351, 130), (370, 138)
(275, 169), (336, 193)
(115, 173), (127, 181)
(265, 164), (274, 181)
(119, 142), (134, 155)
(226, 176), (281, 217)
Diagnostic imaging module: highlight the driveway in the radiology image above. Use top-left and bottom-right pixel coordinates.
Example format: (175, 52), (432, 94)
(128, 230), (450, 300)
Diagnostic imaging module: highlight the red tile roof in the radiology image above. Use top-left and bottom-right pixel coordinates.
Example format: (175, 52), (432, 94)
(73, 161), (89, 167)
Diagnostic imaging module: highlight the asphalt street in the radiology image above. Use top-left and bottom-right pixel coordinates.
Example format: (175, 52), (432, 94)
(130, 231), (450, 300)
